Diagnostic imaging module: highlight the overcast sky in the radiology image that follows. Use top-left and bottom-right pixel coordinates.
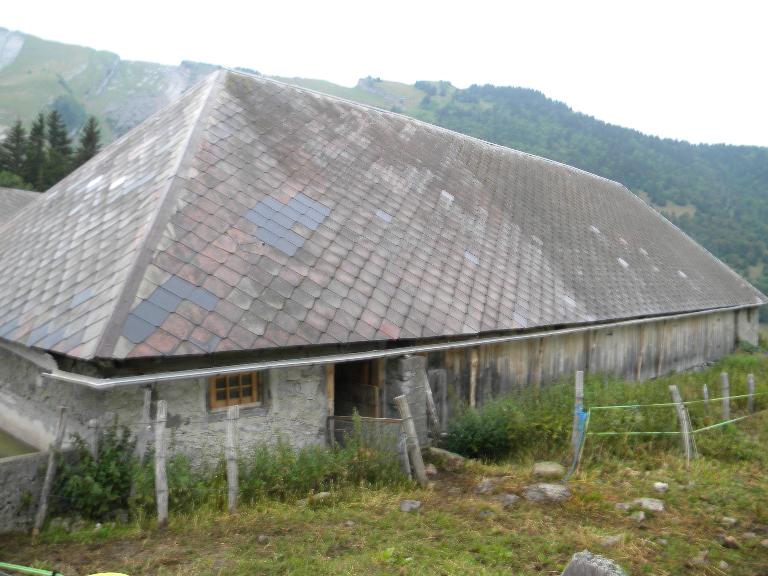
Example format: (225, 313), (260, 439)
(4, 0), (767, 146)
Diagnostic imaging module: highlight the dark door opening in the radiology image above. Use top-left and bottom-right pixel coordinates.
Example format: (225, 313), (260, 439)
(334, 360), (381, 417)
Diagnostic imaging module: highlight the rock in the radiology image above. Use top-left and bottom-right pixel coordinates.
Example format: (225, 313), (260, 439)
(522, 483), (571, 503)
(687, 550), (708, 567)
(475, 478), (494, 494)
(630, 511), (646, 522)
(721, 516), (738, 527)
(657, 538), (668, 546)
(652, 482), (669, 493)
(257, 534), (269, 544)
(614, 502), (631, 511)
(560, 550), (628, 576)
(599, 534), (624, 547)
(761, 539), (768, 548)
(496, 493), (521, 509)
(427, 447), (466, 472)
(310, 491), (332, 503)
(720, 535), (740, 549)
(297, 498), (308, 507)
(633, 498), (664, 512)
(718, 560), (730, 570)
(425, 463), (438, 477)
(478, 509), (494, 519)
(533, 461), (566, 479)
(743, 531), (758, 539)
(343, 520), (355, 527)
(400, 499), (422, 513)
(94, 522), (103, 531)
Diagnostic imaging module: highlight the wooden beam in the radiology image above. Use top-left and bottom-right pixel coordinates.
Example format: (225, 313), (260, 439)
(326, 364), (335, 445)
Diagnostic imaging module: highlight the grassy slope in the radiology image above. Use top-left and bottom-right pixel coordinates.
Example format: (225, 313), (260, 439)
(4, 355), (768, 575)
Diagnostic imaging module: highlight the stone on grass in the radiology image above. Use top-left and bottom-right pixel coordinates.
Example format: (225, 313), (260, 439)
(522, 483), (571, 503)
(560, 550), (628, 576)
(599, 534), (624, 547)
(425, 463), (438, 477)
(719, 535), (740, 549)
(614, 502), (631, 511)
(761, 539), (768, 548)
(343, 520), (355, 528)
(533, 461), (566, 479)
(687, 550), (708, 567)
(400, 499), (422, 513)
(630, 511), (646, 522)
(497, 493), (521, 509)
(475, 478), (494, 494)
(721, 516), (738, 527)
(427, 447), (466, 472)
(634, 498), (664, 512)
(743, 531), (758, 539)
(652, 482), (668, 493)
(257, 534), (269, 544)
(657, 538), (668, 546)
(718, 560), (730, 570)
(310, 491), (332, 503)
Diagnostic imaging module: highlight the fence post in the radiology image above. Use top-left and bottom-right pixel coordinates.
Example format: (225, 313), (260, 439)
(747, 373), (755, 413)
(33, 406), (67, 536)
(87, 418), (101, 461)
(398, 429), (412, 480)
(702, 383), (709, 405)
(721, 372), (730, 420)
(572, 371), (585, 459)
(154, 400), (168, 529)
(394, 395), (428, 486)
(226, 405), (240, 514)
(669, 385), (692, 466)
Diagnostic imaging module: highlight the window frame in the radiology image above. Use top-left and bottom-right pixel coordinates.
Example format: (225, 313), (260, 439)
(208, 371), (262, 411)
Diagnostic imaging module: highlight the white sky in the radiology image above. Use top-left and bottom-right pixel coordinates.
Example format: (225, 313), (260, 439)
(4, 0), (768, 146)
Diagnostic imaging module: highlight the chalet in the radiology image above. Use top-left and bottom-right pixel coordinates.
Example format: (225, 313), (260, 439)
(0, 70), (764, 455)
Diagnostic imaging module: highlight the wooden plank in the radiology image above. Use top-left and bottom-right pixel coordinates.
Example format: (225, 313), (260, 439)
(33, 406), (67, 536)
(135, 386), (153, 466)
(469, 348), (479, 407)
(394, 395), (427, 486)
(155, 400), (168, 529)
(226, 405), (239, 514)
(721, 372), (730, 420)
(747, 373), (755, 413)
(702, 383), (709, 405)
(423, 369), (441, 441)
(656, 321), (666, 377)
(636, 325), (646, 381)
(326, 364), (335, 445)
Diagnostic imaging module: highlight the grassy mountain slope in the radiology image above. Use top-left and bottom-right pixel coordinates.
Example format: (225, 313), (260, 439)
(2, 27), (767, 303)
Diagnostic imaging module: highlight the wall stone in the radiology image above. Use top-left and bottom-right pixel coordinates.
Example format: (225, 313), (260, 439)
(0, 451), (47, 532)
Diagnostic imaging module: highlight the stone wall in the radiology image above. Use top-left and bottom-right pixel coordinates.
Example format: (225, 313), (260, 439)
(0, 451), (48, 533)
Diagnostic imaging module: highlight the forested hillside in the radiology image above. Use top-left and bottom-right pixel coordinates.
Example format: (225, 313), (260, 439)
(2, 27), (767, 304)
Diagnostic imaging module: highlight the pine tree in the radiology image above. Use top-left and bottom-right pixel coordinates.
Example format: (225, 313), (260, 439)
(43, 109), (73, 189)
(74, 116), (101, 167)
(23, 113), (46, 191)
(0, 120), (27, 177)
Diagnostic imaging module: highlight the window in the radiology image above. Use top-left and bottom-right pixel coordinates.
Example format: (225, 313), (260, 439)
(208, 372), (262, 410)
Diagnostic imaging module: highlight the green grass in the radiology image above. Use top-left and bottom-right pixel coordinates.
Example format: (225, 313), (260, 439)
(3, 354), (768, 575)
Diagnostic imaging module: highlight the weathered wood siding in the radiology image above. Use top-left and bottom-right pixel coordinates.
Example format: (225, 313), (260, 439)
(431, 307), (759, 409)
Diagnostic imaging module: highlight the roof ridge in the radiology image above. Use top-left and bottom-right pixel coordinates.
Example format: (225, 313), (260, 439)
(225, 68), (627, 190)
(94, 70), (225, 357)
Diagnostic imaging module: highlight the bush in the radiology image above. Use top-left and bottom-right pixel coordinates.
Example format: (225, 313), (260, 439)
(53, 423), (136, 521)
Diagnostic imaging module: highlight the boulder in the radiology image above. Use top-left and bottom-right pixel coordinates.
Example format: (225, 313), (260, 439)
(310, 491), (332, 503)
(719, 535), (740, 549)
(721, 516), (738, 527)
(475, 478), (494, 494)
(533, 461), (566, 479)
(630, 511), (646, 522)
(614, 502), (631, 511)
(427, 447), (466, 472)
(522, 483), (571, 503)
(560, 550), (628, 576)
(496, 493), (521, 508)
(400, 499), (422, 513)
(425, 463), (438, 477)
(257, 534), (269, 544)
(633, 498), (664, 512)
(652, 482), (668, 493)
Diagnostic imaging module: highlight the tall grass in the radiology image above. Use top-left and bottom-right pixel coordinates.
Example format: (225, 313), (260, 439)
(444, 353), (768, 463)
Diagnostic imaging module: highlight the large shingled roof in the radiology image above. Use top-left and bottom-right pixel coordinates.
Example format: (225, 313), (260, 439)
(0, 187), (38, 225)
(0, 70), (763, 360)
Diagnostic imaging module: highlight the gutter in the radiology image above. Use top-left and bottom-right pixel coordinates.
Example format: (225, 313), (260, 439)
(40, 304), (758, 390)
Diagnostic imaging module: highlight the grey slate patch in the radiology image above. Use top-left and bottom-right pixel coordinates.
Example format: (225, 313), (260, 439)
(0, 318), (19, 338)
(70, 287), (94, 309)
(246, 194), (330, 256)
(464, 251), (480, 266)
(26, 321), (53, 346)
(37, 326), (67, 350)
(131, 300), (168, 327)
(188, 286), (219, 311)
(148, 287), (182, 312)
(123, 314), (156, 343)
(163, 276), (196, 298)
(376, 209), (393, 223)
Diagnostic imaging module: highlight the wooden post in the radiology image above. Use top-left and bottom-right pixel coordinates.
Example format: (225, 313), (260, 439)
(394, 395), (427, 486)
(423, 370), (441, 441)
(571, 371), (585, 459)
(469, 348), (479, 407)
(534, 338), (545, 388)
(326, 364), (335, 445)
(33, 406), (67, 535)
(154, 400), (168, 529)
(656, 321), (666, 377)
(747, 373), (755, 413)
(398, 429), (412, 480)
(702, 383), (709, 405)
(226, 405), (239, 514)
(87, 418), (100, 461)
(669, 385), (692, 466)
(135, 386), (153, 465)
(721, 372), (730, 420)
